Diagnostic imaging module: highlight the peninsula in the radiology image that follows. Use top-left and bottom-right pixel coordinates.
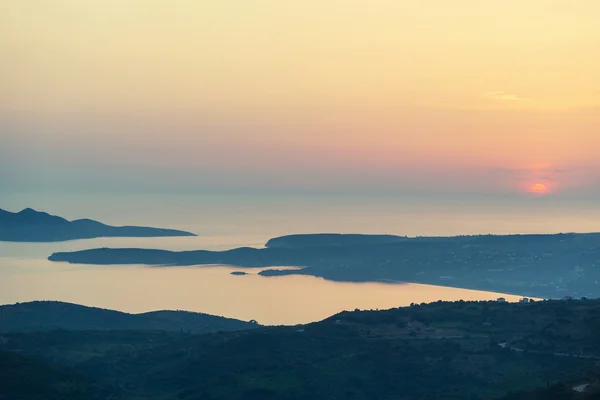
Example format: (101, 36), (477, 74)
(0, 208), (196, 242)
(48, 232), (600, 299)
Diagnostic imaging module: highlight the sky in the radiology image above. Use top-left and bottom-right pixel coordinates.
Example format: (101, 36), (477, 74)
(2, 1), (600, 197)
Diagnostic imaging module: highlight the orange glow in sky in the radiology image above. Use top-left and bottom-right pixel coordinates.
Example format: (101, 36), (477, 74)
(530, 183), (549, 195)
(1, 1), (600, 195)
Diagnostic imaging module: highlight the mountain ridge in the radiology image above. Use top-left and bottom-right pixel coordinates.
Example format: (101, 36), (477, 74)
(3, 298), (600, 399)
(0, 207), (196, 242)
(0, 300), (260, 333)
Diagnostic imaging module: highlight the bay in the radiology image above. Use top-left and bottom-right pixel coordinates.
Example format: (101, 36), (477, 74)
(2, 192), (593, 325)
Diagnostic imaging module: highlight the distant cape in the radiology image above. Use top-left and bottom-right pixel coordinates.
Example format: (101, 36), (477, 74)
(0, 207), (196, 242)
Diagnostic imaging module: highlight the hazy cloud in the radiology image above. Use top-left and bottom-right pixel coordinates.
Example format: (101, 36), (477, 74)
(485, 91), (531, 102)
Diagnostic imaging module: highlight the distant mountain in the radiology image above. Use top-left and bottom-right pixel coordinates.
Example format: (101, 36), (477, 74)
(0, 301), (260, 333)
(0, 207), (196, 242)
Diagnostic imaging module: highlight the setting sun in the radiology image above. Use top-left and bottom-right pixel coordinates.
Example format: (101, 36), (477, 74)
(530, 183), (548, 194)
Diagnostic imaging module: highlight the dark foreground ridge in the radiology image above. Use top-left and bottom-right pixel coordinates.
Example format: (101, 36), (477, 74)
(0, 349), (117, 400)
(2, 298), (600, 399)
(50, 232), (600, 299)
(0, 301), (260, 333)
(0, 207), (196, 242)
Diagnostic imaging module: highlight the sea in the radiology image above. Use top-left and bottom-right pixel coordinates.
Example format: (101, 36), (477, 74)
(1, 192), (598, 325)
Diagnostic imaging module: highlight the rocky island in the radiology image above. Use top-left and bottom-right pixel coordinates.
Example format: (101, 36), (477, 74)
(0, 208), (196, 242)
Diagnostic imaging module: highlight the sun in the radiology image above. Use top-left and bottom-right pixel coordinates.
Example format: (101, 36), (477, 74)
(530, 183), (548, 194)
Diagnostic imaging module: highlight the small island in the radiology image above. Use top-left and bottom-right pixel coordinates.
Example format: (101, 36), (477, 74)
(0, 207), (196, 242)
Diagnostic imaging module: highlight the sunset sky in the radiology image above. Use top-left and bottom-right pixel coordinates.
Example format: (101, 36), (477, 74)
(2, 1), (599, 197)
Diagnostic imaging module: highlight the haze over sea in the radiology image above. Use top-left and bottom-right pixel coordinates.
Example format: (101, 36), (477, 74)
(1, 192), (597, 325)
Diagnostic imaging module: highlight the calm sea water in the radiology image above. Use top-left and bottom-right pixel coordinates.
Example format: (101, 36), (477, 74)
(1, 193), (597, 325)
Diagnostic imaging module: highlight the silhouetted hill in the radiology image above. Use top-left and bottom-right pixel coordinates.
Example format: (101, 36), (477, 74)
(0, 207), (195, 242)
(50, 232), (600, 299)
(0, 301), (259, 333)
(3, 299), (600, 399)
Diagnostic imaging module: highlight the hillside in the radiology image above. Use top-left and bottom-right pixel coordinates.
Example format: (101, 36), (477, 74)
(497, 384), (600, 400)
(0, 207), (195, 242)
(0, 350), (117, 400)
(0, 301), (259, 333)
(2, 299), (600, 399)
